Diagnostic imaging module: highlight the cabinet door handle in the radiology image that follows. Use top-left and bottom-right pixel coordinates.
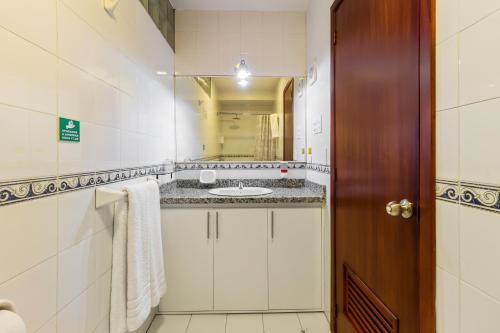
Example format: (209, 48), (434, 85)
(271, 211), (274, 239)
(216, 212), (219, 240)
(207, 212), (210, 239)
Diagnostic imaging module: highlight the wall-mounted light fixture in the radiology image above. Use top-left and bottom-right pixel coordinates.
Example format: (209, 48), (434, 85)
(235, 59), (251, 87)
(104, 0), (120, 17)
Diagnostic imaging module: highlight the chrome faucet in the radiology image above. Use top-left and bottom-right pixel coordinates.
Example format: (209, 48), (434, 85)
(238, 182), (244, 190)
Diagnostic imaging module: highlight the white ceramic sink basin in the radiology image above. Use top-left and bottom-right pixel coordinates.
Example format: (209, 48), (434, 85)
(208, 187), (273, 197)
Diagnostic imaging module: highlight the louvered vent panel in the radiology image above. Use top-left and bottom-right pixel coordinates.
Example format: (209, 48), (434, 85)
(344, 266), (399, 333)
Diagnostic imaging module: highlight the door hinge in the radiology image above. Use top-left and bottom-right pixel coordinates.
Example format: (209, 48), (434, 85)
(333, 31), (337, 45)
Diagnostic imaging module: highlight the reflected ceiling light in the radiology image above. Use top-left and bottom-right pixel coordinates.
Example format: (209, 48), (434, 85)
(156, 71), (168, 76)
(235, 59), (251, 80)
(238, 79), (249, 88)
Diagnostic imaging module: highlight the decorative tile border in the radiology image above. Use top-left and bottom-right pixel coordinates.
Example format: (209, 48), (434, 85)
(0, 164), (168, 206)
(436, 179), (500, 214)
(306, 163), (331, 174)
(175, 161), (307, 171)
(0, 177), (58, 206)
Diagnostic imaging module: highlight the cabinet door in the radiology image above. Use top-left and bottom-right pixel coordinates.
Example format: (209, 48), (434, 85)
(268, 208), (322, 310)
(214, 209), (268, 311)
(159, 209), (214, 311)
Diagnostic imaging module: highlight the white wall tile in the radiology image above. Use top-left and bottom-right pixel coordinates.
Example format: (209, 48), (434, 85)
(219, 12), (241, 32)
(196, 11), (219, 32)
(437, 200), (460, 275)
(176, 11), (198, 32)
(436, 268), (460, 333)
(0, 198), (57, 284)
(459, 0), (500, 30)
(461, 282), (500, 332)
(58, 189), (95, 251)
(57, 2), (121, 88)
(0, 105), (57, 180)
(58, 121), (96, 174)
(460, 98), (500, 184)
(58, 61), (121, 128)
(35, 317), (56, 333)
(460, 206), (500, 301)
(57, 227), (112, 311)
(0, 28), (57, 114)
(0, 0), (57, 53)
(436, 36), (459, 111)
(436, 108), (459, 180)
(459, 11), (500, 105)
(436, 0), (459, 43)
(175, 10), (306, 76)
(0, 258), (57, 333)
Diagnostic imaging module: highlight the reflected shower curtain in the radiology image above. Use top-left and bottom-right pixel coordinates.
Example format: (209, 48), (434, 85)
(254, 115), (277, 161)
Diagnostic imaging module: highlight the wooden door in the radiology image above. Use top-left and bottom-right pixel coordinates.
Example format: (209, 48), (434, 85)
(268, 208), (322, 310)
(214, 209), (268, 311)
(331, 0), (435, 332)
(160, 209), (214, 312)
(283, 79), (294, 161)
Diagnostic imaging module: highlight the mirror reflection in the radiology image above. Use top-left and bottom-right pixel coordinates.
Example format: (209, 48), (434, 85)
(175, 76), (307, 162)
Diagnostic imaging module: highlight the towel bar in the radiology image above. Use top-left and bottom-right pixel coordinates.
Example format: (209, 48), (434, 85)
(95, 177), (160, 209)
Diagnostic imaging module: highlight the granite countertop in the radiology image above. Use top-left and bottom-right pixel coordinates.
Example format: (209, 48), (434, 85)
(159, 179), (325, 208)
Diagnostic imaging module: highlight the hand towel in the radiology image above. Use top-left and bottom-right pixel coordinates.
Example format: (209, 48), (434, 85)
(270, 114), (280, 138)
(110, 181), (166, 333)
(110, 200), (128, 333)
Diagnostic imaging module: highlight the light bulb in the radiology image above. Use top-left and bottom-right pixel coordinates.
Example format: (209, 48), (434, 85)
(235, 59), (251, 80)
(238, 79), (249, 87)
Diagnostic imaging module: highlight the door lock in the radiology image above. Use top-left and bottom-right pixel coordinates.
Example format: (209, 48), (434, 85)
(386, 199), (414, 219)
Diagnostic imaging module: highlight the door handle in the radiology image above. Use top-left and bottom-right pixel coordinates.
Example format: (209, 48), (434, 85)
(386, 199), (414, 219)
(216, 212), (219, 239)
(271, 211), (275, 239)
(207, 212), (210, 239)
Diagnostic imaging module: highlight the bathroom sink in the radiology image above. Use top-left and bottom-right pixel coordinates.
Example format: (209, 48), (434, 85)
(209, 187), (273, 197)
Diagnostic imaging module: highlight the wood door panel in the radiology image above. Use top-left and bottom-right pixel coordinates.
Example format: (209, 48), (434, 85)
(332, 0), (425, 332)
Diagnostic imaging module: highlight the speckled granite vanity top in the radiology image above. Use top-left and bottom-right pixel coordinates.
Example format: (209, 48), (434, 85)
(159, 179), (325, 208)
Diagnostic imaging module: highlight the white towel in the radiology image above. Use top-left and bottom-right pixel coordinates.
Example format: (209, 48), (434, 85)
(270, 114), (280, 138)
(110, 181), (166, 333)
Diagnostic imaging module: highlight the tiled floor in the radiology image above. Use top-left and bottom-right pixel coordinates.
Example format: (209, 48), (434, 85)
(147, 312), (330, 333)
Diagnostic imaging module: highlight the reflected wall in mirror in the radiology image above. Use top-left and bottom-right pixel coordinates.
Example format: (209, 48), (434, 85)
(175, 76), (307, 162)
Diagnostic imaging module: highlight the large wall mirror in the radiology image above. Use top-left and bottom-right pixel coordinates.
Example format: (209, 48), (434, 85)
(175, 76), (307, 162)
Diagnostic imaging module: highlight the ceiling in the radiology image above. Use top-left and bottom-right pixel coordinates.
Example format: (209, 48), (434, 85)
(170, 0), (309, 12)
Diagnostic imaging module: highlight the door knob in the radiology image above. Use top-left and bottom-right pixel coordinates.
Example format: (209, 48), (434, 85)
(386, 199), (414, 219)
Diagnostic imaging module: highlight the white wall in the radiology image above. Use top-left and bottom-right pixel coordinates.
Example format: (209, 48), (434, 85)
(436, 0), (500, 332)
(175, 11), (306, 76)
(306, 0), (334, 322)
(0, 0), (175, 332)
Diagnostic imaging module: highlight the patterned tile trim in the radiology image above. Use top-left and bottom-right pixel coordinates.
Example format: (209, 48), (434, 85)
(0, 164), (167, 206)
(306, 163), (331, 174)
(436, 179), (500, 214)
(175, 161), (307, 171)
(0, 177), (58, 206)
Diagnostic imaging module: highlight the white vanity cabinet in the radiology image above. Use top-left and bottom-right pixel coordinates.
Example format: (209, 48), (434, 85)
(268, 208), (323, 310)
(159, 207), (322, 313)
(214, 209), (268, 311)
(160, 209), (214, 311)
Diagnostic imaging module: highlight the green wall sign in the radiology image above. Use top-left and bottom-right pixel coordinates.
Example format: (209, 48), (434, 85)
(59, 117), (80, 142)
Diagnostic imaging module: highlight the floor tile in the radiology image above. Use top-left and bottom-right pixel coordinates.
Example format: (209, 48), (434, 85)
(226, 314), (263, 333)
(148, 315), (191, 333)
(263, 313), (302, 333)
(187, 314), (226, 333)
(298, 313), (330, 333)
